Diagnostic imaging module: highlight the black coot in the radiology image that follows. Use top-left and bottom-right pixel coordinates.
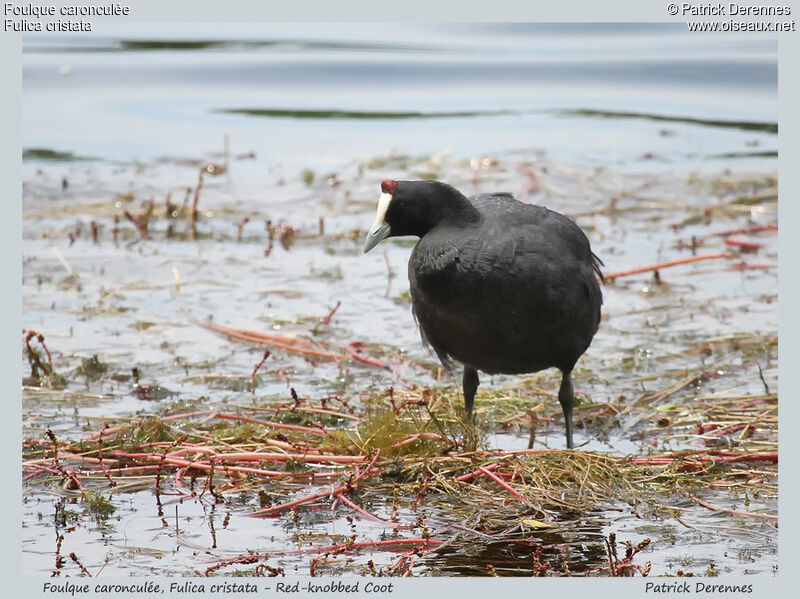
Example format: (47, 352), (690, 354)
(364, 179), (603, 448)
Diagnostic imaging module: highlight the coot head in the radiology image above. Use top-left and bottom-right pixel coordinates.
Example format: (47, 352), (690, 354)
(363, 179), (478, 253)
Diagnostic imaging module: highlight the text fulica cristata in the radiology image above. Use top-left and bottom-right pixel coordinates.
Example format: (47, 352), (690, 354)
(364, 179), (603, 449)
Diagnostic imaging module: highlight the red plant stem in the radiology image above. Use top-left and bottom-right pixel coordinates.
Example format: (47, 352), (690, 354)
(236, 216), (250, 242)
(123, 211), (147, 239)
(185, 315), (316, 348)
(174, 466), (190, 491)
(403, 556), (415, 576)
(46, 452), (103, 464)
(390, 358), (415, 389)
(203, 451), (365, 464)
(225, 331), (347, 360)
(24, 330), (53, 368)
(708, 423), (751, 437)
(392, 399), (426, 414)
(321, 301), (341, 326)
(726, 262), (775, 271)
(345, 342), (388, 368)
(724, 238), (766, 249)
(97, 426), (115, 487)
(387, 434), (423, 450)
(478, 466), (525, 499)
(217, 452), (360, 464)
(111, 452), (287, 477)
(717, 452), (777, 463)
(184, 313), (348, 359)
(246, 488), (336, 517)
(64, 469), (86, 494)
(236, 328), (317, 347)
(247, 451), (380, 517)
(69, 553), (93, 577)
(455, 462), (500, 482)
(23, 463), (62, 478)
(185, 312), (392, 368)
(386, 554), (411, 573)
(187, 315), (312, 347)
(39, 334), (53, 367)
(701, 224), (777, 239)
(333, 492), (414, 529)
(115, 452), (253, 477)
(605, 252), (733, 281)
(164, 445), (216, 457)
(251, 349), (270, 397)
(206, 555), (259, 576)
(353, 449), (381, 483)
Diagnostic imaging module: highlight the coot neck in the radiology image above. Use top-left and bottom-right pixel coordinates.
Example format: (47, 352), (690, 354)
(385, 181), (481, 239)
(426, 193), (480, 232)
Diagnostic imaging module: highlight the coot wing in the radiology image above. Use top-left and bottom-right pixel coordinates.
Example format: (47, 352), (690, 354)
(412, 195), (600, 296)
(409, 195), (602, 372)
(472, 194), (604, 281)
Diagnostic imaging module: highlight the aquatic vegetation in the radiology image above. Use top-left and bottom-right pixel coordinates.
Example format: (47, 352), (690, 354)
(22, 150), (777, 576)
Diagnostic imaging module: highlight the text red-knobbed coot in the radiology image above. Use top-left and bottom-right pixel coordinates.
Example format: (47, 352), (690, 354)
(364, 179), (603, 449)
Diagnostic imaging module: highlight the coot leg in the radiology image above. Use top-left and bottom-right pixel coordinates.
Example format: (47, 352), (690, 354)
(463, 366), (479, 420)
(558, 371), (575, 449)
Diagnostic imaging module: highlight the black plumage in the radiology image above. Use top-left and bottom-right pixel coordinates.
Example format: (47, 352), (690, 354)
(364, 179), (603, 448)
